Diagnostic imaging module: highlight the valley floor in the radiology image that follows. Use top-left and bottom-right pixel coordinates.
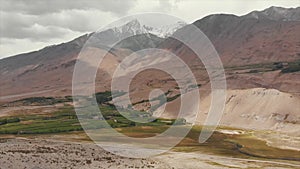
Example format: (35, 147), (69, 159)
(0, 135), (299, 169)
(0, 101), (299, 168)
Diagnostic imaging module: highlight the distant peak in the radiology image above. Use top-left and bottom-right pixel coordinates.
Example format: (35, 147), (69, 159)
(263, 6), (298, 14)
(266, 6), (285, 10)
(265, 6), (297, 11)
(97, 18), (186, 38)
(125, 19), (141, 26)
(244, 6), (300, 21)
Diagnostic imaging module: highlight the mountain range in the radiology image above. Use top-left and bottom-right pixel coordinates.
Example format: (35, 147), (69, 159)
(0, 6), (299, 133)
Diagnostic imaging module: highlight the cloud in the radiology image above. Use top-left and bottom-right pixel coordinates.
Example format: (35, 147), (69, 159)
(38, 9), (117, 32)
(1, 14), (72, 41)
(0, 2), (122, 58)
(0, 0), (137, 16)
(0, 0), (137, 48)
(157, 0), (179, 12)
(0, 9), (118, 40)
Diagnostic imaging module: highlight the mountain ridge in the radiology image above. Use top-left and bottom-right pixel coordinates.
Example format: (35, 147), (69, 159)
(244, 6), (300, 21)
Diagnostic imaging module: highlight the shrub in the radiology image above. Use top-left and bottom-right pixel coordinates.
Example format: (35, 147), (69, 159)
(0, 117), (20, 125)
(281, 64), (300, 73)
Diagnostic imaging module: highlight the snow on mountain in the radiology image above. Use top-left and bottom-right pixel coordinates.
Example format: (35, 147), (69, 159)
(111, 19), (149, 37)
(96, 19), (186, 40)
(144, 21), (187, 38)
(112, 19), (187, 38)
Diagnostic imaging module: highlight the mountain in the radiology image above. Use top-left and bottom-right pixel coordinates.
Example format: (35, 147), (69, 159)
(168, 8), (300, 66)
(145, 21), (187, 38)
(0, 19), (175, 101)
(89, 19), (186, 49)
(0, 6), (300, 133)
(244, 6), (300, 21)
(1, 6), (299, 100)
(86, 19), (163, 51)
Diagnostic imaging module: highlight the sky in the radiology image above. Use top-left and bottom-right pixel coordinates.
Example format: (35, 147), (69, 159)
(0, 0), (299, 59)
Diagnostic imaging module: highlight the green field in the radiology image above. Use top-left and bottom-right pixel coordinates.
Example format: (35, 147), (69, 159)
(0, 105), (185, 134)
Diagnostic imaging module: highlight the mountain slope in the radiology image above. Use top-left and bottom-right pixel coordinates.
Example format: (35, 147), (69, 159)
(0, 20), (164, 101)
(0, 6), (299, 103)
(164, 7), (300, 66)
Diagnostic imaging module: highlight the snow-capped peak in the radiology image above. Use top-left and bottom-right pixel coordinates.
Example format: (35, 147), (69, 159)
(145, 21), (187, 38)
(112, 19), (149, 36)
(101, 19), (187, 38)
(91, 19), (187, 47)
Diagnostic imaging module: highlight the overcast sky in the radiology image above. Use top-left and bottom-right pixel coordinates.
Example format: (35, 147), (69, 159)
(0, 0), (299, 59)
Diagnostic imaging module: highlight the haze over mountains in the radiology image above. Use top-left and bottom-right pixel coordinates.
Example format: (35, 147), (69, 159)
(0, 6), (299, 133)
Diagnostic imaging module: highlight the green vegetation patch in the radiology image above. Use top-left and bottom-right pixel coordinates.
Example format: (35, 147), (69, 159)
(281, 60), (300, 73)
(0, 105), (185, 135)
(225, 60), (300, 74)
